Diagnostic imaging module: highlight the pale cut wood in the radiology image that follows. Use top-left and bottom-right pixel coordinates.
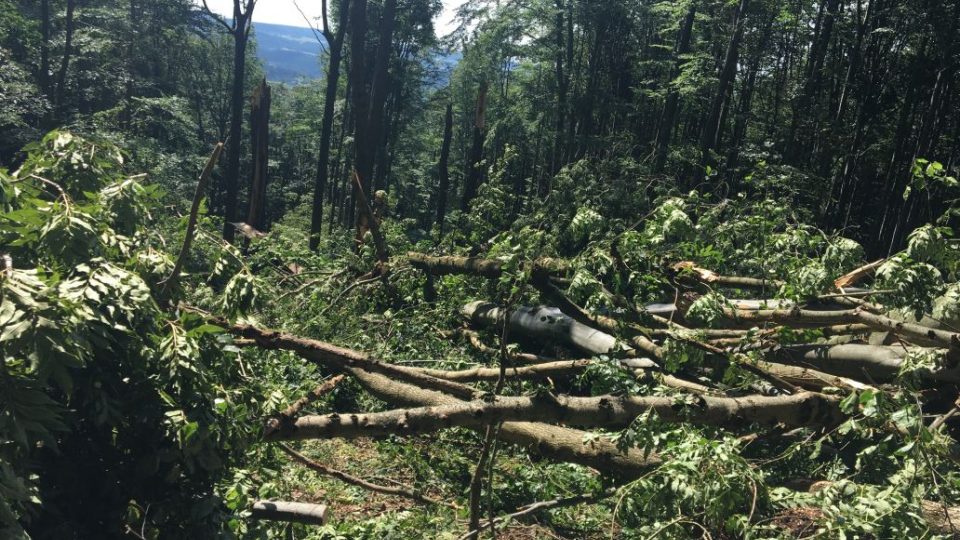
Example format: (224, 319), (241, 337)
(251, 500), (328, 525)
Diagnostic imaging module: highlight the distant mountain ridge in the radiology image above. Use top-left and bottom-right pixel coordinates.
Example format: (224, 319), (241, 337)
(252, 22), (326, 84)
(251, 21), (458, 86)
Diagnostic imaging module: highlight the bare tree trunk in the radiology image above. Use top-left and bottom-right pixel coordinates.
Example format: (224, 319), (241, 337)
(700, 0), (748, 178)
(653, 2), (696, 174)
(551, 0), (568, 175)
(246, 78), (270, 232)
(54, 0), (77, 116)
(310, 0), (350, 251)
(461, 81), (488, 210)
(347, 0), (369, 229)
(215, 0), (255, 242)
(40, 0), (50, 97)
(353, 0), (397, 244)
(435, 103), (453, 235)
(786, 0), (841, 164)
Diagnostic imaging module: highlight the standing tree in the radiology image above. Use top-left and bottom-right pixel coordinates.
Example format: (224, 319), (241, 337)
(435, 102), (453, 235)
(351, 0), (398, 244)
(202, 0), (257, 242)
(310, 0), (351, 251)
(246, 78), (270, 232)
(53, 0), (77, 116)
(653, 1), (697, 174)
(700, 0), (749, 182)
(462, 80), (488, 209)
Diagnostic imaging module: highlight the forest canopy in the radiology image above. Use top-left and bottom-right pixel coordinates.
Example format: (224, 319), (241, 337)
(2, 0), (960, 538)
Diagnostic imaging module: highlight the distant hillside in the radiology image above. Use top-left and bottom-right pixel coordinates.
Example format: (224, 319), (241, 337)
(252, 22), (326, 84)
(251, 22), (459, 86)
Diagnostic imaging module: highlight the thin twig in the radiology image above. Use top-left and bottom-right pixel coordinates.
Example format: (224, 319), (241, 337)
(264, 375), (345, 437)
(280, 444), (445, 506)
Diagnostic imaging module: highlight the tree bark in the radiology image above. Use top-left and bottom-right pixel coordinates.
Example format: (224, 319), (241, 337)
(700, 0), (749, 169)
(551, 0), (568, 175)
(344, 368), (662, 480)
(787, 0), (841, 163)
(347, 0), (369, 232)
(40, 0), (51, 97)
(246, 78), (270, 232)
(461, 81), (488, 210)
(219, 1), (254, 243)
(266, 391), (843, 441)
(435, 103), (453, 235)
(310, 0), (350, 251)
(353, 0), (396, 244)
(54, 0), (77, 116)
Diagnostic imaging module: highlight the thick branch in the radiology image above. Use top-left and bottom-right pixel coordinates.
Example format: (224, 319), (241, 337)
(265, 375), (345, 437)
(721, 307), (959, 352)
(225, 318), (479, 400)
(160, 143), (223, 291)
(345, 368), (662, 479)
(771, 344), (958, 383)
(266, 391), (843, 441)
(408, 252), (568, 279)
(834, 259), (886, 289)
(672, 261), (784, 290)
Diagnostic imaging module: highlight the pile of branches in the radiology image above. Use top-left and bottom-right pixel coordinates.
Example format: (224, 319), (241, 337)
(221, 251), (960, 536)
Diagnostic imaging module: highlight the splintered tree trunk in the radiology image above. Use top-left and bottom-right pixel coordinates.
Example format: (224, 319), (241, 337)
(653, 2), (696, 174)
(461, 81), (488, 211)
(310, 0), (350, 251)
(700, 0), (748, 177)
(435, 103), (453, 235)
(246, 79), (270, 232)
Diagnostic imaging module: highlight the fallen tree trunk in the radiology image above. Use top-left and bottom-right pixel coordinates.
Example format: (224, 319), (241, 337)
(463, 302), (630, 358)
(414, 359), (713, 393)
(225, 319), (479, 401)
(672, 261), (785, 290)
(720, 307), (958, 353)
(758, 361), (872, 391)
(266, 391), (844, 441)
(250, 501), (328, 525)
(344, 367), (663, 479)
(770, 344), (957, 383)
(216, 314), (665, 479)
(408, 252), (568, 279)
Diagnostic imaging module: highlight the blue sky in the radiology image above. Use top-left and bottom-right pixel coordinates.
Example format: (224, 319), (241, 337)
(199, 0), (465, 34)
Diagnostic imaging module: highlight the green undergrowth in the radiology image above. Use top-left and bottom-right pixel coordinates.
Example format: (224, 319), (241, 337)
(4, 132), (960, 538)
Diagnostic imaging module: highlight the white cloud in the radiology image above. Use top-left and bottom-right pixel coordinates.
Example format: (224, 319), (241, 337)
(197, 0), (468, 33)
